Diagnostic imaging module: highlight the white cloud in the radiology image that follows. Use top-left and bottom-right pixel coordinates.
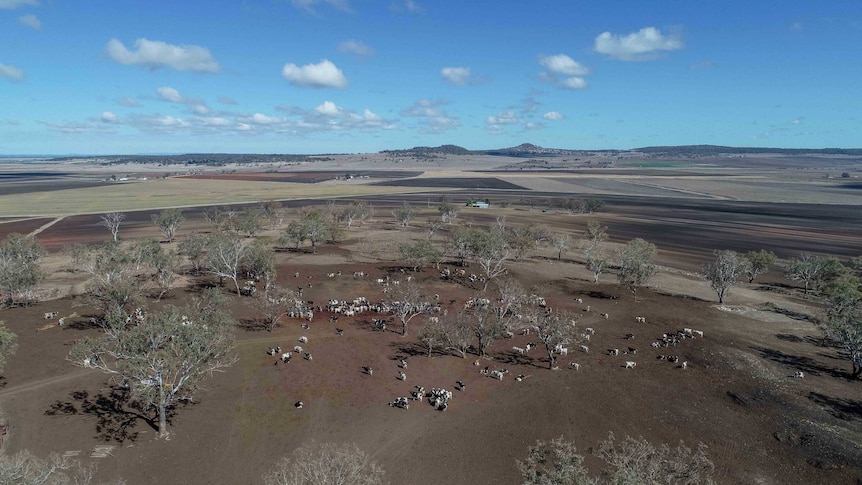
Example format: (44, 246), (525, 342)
(790, 117), (803, 125)
(116, 96), (138, 107)
(487, 111), (519, 126)
(157, 86), (184, 103)
(560, 77), (588, 90)
(315, 101), (342, 116)
(218, 96), (238, 105)
(594, 27), (683, 61)
(390, 0), (424, 14)
(539, 54), (590, 90)
(192, 105), (210, 115)
(440, 67), (476, 86)
(291, 0), (351, 13)
(539, 54), (590, 77)
(197, 116), (230, 127)
(401, 99), (459, 134)
(0, 62), (24, 81)
(100, 111), (120, 123)
(249, 113), (285, 125)
(282, 59), (348, 89)
(106, 38), (221, 73)
(338, 39), (374, 56)
(0, 0), (38, 9)
(543, 111), (564, 120)
(18, 13), (40, 29)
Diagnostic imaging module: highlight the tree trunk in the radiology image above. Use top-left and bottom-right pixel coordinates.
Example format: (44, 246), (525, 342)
(158, 383), (168, 438)
(547, 348), (555, 369)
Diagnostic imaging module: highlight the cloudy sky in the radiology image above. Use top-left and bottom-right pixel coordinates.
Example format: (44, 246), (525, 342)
(1, 1), (860, 154)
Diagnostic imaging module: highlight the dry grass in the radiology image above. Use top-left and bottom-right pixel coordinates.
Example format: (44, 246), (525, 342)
(0, 178), (437, 217)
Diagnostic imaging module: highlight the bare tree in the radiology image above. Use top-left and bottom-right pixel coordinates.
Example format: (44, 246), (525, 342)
(392, 202), (415, 228)
(260, 199), (284, 228)
(387, 280), (433, 336)
(617, 238), (657, 302)
(341, 201), (370, 230)
(150, 248), (180, 301)
(263, 442), (385, 485)
(417, 316), (447, 357)
(584, 219), (608, 246)
(585, 246), (609, 283)
(785, 253), (826, 294)
(518, 436), (590, 485)
(438, 197), (459, 224)
(597, 432), (715, 484)
(701, 250), (746, 304)
(151, 208), (184, 243)
(249, 285), (298, 332)
(100, 212), (126, 242)
(551, 233), (570, 260)
(179, 232), (208, 275)
(69, 290), (236, 438)
(0, 449), (110, 485)
(448, 226), (472, 267)
(519, 433), (715, 485)
(743, 249), (776, 283)
(441, 312), (473, 358)
(526, 309), (579, 369)
(204, 232), (250, 295)
(470, 228), (511, 291)
(424, 218), (443, 240)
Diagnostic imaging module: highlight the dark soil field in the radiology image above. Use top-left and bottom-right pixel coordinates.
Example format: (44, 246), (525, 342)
(371, 177), (527, 190)
(1, 252), (860, 484)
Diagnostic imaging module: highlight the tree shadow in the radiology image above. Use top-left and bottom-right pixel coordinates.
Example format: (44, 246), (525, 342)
(577, 290), (618, 300)
(44, 387), (175, 443)
(389, 341), (426, 358)
(775, 333), (835, 348)
(237, 317), (270, 332)
(808, 392), (862, 422)
(760, 303), (815, 322)
(752, 346), (848, 379)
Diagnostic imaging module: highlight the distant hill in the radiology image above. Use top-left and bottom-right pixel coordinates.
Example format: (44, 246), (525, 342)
(380, 145), (472, 157)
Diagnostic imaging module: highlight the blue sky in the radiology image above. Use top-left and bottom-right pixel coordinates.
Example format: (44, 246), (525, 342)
(1, 0), (860, 155)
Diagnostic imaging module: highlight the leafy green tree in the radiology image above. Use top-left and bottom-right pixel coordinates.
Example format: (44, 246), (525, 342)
(701, 250), (746, 304)
(518, 436), (590, 485)
(617, 238), (658, 302)
(392, 202), (415, 228)
(0, 233), (46, 307)
(236, 209), (264, 238)
(418, 316), (447, 357)
(70, 289), (236, 438)
(820, 273), (862, 378)
(341, 201), (370, 230)
(179, 232), (208, 275)
(151, 208), (184, 243)
(400, 239), (442, 272)
(743, 249), (776, 283)
(526, 309), (580, 369)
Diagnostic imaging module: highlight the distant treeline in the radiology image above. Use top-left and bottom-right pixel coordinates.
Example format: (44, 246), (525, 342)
(48, 153), (330, 166)
(633, 145), (862, 156)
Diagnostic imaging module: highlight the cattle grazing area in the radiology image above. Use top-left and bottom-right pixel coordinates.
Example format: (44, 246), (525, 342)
(0, 158), (861, 484)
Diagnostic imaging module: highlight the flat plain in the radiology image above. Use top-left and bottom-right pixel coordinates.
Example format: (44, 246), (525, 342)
(0, 151), (860, 484)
